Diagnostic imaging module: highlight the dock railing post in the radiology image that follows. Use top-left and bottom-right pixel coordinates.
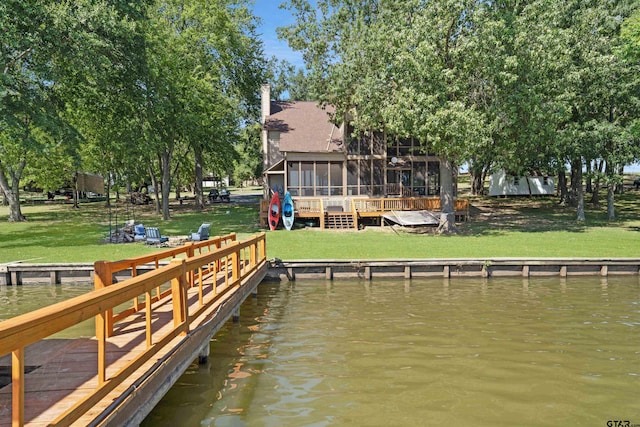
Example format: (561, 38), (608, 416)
(12, 347), (24, 427)
(187, 242), (195, 288)
(232, 247), (240, 283)
(94, 261), (111, 385)
(94, 260), (114, 338)
(258, 232), (266, 262)
(170, 259), (189, 335)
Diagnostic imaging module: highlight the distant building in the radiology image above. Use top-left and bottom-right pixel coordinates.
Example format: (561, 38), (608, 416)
(488, 170), (555, 197)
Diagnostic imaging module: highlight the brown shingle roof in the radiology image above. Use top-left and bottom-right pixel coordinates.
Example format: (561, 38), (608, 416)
(264, 101), (343, 152)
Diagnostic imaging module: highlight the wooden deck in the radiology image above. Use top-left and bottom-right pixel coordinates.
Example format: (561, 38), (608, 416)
(259, 196), (470, 229)
(0, 233), (267, 427)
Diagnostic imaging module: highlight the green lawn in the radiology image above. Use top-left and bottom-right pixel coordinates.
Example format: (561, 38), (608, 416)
(1, 191), (639, 263)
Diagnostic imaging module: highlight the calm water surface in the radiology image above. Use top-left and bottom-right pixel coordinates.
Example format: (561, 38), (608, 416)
(0, 283), (95, 337)
(141, 277), (640, 427)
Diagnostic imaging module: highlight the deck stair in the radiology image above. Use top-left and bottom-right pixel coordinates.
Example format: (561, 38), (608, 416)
(325, 212), (355, 229)
(324, 205), (356, 229)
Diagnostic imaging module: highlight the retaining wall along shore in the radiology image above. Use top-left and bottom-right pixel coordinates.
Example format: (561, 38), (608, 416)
(3, 258), (640, 285)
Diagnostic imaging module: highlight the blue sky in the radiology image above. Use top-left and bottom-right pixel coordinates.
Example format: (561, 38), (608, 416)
(252, 0), (305, 68)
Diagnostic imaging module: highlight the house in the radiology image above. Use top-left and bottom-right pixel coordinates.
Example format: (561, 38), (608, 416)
(488, 170), (555, 196)
(260, 85), (468, 228)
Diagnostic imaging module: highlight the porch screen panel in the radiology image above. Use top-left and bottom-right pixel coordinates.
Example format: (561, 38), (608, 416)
(330, 162), (343, 195)
(372, 160), (385, 196)
(301, 162), (314, 196)
(347, 161), (358, 195)
(359, 132), (371, 155)
(360, 159), (371, 195)
(288, 161), (300, 196)
(398, 137), (411, 156)
(413, 161), (426, 196)
(315, 162), (329, 196)
(372, 131), (385, 155)
(428, 161), (440, 195)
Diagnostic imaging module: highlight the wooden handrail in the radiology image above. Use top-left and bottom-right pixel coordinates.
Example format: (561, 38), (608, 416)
(0, 232), (266, 427)
(95, 232), (237, 337)
(107, 232), (236, 274)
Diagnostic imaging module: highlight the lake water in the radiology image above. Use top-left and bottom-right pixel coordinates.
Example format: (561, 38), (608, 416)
(2, 278), (639, 426)
(140, 276), (640, 427)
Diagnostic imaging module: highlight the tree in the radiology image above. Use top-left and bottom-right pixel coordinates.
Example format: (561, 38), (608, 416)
(266, 57), (313, 101)
(0, 0), (150, 220)
(551, 0), (640, 221)
(233, 123), (263, 185)
(139, 0), (264, 218)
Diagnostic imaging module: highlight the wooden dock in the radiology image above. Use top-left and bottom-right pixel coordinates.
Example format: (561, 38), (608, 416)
(0, 233), (267, 427)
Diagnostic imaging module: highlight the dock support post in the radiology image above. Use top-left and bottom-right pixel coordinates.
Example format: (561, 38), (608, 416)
(600, 265), (608, 277)
(560, 266), (567, 277)
(522, 266), (530, 277)
(326, 267), (333, 280)
(404, 266), (411, 279)
(443, 266), (450, 278)
(232, 308), (240, 323)
(0, 265), (8, 285)
(198, 345), (210, 364)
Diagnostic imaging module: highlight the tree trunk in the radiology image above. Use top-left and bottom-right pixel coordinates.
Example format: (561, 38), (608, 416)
(437, 158), (457, 234)
(607, 184), (615, 221)
(5, 183), (25, 222)
(568, 159), (582, 208)
(590, 177), (600, 206)
(194, 147), (205, 209)
(105, 172), (112, 208)
(471, 173), (483, 195)
(606, 162), (615, 221)
(468, 160), (489, 196)
(585, 159), (592, 193)
(557, 169), (568, 205)
(574, 159), (585, 222)
(615, 164), (624, 194)
(149, 164), (161, 215)
(160, 147), (174, 220)
(0, 160), (26, 221)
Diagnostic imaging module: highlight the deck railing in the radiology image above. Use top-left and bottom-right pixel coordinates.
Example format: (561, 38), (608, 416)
(95, 232), (236, 337)
(259, 196), (470, 226)
(0, 232), (266, 427)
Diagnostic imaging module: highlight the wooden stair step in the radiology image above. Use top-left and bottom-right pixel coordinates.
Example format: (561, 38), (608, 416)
(325, 212), (355, 229)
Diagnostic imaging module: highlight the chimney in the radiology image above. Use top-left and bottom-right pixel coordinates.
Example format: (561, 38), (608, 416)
(261, 84), (271, 122)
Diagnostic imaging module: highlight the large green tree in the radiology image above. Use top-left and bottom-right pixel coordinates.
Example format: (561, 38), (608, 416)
(0, 0), (148, 220)
(549, 0), (640, 221)
(139, 0), (264, 218)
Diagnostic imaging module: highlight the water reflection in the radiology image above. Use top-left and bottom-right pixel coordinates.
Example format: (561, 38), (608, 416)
(142, 276), (640, 426)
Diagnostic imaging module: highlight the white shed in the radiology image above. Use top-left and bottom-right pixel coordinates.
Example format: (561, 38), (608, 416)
(488, 170), (555, 196)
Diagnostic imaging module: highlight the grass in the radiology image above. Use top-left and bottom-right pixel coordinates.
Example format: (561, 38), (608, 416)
(1, 189), (639, 263)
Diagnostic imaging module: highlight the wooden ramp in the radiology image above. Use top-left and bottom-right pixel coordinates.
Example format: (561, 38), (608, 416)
(0, 233), (267, 427)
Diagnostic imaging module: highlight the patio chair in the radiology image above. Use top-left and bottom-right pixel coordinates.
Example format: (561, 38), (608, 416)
(134, 224), (146, 242)
(191, 223), (211, 241)
(146, 227), (168, 244)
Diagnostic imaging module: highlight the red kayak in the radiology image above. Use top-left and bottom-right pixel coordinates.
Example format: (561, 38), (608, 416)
(268, 191), (280, 231)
